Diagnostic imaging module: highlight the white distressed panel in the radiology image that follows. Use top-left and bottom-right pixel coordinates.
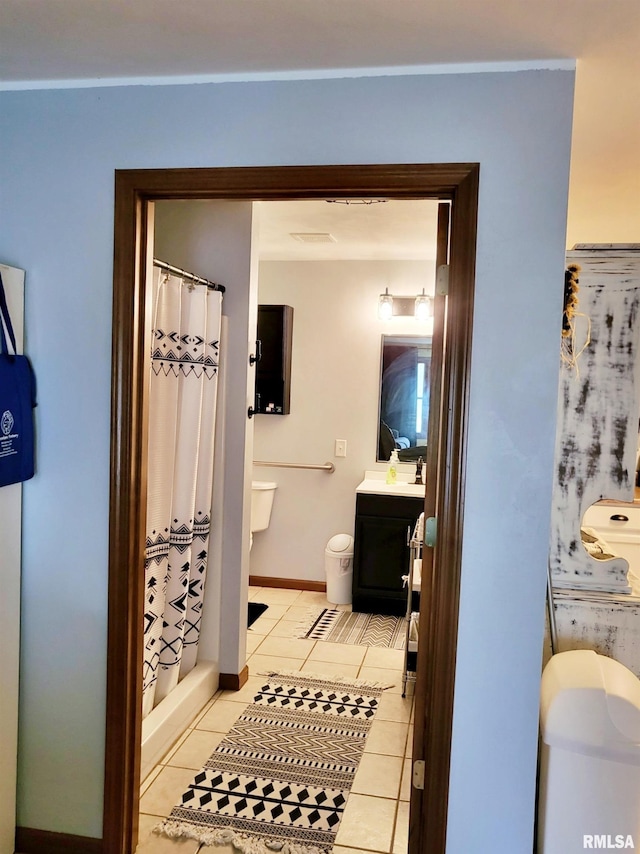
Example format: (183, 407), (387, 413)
(550, 249), (640, 591)
(553, 589), (640, 679)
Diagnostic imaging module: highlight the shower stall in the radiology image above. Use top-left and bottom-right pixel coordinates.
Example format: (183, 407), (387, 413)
(140, 261), (226, 780)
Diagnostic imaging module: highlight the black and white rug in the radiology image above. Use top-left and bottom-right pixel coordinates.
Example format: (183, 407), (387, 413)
(299, 608), (405, 650)
(155, 672), (385, 854)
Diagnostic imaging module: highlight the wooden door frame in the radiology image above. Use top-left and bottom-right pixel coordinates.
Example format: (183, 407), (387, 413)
(105, 163), (478, 854)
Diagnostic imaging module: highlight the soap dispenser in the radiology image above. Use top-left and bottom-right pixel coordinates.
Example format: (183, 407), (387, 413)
(386, 449), (399, 485)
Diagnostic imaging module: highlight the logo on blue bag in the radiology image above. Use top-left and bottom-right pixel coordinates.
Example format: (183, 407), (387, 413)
(1, 410), (14, 436)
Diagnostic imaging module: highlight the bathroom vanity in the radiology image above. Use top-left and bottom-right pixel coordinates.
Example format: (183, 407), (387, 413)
(353, 474), (425, 615)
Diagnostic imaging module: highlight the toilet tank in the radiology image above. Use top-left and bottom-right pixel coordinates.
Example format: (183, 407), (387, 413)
(251, 481), (277, 532)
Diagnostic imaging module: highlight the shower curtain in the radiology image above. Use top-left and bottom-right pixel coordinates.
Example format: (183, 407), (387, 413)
(142, 268), (222, 718)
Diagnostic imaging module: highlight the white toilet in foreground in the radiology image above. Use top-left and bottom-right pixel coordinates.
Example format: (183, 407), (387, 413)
(250, 481), (277, 548)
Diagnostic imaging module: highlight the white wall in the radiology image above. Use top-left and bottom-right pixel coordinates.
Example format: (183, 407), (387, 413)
(0, 264), (25, 854)
(252, 259), (433, 582)
(154, 201), (259, 677)
(566, 35), (640, 247)
(0, 69), (574, 852)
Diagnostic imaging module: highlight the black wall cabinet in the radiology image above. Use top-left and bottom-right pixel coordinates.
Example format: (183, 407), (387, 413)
(255, 304), (293, 415)
(352, 492), (424, 615)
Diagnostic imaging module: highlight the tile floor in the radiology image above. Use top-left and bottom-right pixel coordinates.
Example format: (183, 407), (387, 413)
(136, 587), (413, 854)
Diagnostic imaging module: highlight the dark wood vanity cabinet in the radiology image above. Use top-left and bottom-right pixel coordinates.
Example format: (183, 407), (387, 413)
(256, 304), (293, 415)
(352, 492), (425, 615)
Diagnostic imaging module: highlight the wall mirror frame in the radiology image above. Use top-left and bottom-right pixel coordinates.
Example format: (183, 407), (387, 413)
(377, 334), (432, 462)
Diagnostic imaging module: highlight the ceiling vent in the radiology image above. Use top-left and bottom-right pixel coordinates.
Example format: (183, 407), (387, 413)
(290, 232), (336, 243)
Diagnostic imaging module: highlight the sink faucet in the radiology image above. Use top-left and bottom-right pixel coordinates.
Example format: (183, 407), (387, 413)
(414, 457), (424, 485)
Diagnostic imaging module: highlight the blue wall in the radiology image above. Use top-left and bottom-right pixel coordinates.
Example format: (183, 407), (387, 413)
(0, 69), (574, 851)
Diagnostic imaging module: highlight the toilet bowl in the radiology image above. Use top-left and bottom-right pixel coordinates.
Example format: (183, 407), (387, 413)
(250, 481), (277, 549)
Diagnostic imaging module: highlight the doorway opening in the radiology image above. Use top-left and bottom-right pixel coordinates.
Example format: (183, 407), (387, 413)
(105, 164), (478, 854)
(139, 196), (439, 849)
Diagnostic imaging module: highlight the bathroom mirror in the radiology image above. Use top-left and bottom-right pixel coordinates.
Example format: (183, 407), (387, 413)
(377, 334), (432, 462)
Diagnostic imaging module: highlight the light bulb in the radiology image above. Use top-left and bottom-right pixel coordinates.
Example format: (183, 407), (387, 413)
(378, 289), (393, 321)
(415, 290), (432, 322)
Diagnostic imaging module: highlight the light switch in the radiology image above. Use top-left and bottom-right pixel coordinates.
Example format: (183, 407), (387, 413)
(335, 439), (347, 458)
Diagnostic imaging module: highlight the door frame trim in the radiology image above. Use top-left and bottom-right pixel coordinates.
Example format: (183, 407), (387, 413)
(105, 163), (478, 854)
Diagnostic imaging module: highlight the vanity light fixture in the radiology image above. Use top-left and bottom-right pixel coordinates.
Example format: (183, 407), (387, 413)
(378, 287), (434, 321)
(378, 288), (394, 321)
(415, 289), (433, 322)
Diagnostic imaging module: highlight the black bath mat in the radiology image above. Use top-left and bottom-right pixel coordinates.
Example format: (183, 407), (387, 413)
(247, 602), (268, 628)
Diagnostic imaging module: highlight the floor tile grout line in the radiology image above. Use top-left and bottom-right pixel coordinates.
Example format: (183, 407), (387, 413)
(389, 784), (403, 853)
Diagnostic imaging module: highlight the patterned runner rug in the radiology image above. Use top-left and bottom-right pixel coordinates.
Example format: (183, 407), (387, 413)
(300, 608), (405, 649)
(155, 672), (385, 854)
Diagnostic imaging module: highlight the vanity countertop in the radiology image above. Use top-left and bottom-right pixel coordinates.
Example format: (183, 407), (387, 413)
(356, 471), (426, 499)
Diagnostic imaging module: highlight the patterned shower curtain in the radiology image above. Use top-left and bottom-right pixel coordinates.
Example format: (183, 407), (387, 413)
(142, 268), (222, 718)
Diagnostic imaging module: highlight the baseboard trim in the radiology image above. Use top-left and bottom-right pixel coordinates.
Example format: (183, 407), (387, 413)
(15, 827), (103, 854)
(219, 664), (249, 691)
(249, 575), (326, 592)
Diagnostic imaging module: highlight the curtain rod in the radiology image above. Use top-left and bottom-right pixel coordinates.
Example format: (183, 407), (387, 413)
(153, 259), (225, 293)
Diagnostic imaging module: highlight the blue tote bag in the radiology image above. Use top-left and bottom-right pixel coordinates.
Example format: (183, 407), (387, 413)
(0, 271), (37, 487)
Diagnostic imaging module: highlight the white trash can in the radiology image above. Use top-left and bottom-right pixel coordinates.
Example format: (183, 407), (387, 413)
(325, 534), (354, 605)
(538, 649), (640, 854)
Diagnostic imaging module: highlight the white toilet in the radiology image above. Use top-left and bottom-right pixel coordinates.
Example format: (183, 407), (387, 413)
(250, 481), (277, 549)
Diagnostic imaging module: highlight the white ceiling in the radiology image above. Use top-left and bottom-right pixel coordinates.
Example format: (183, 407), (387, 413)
(0, 0), (637, 85)
(256, 199), (440, 261)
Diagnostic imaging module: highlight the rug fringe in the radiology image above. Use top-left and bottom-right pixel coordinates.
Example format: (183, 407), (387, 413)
(257, 668), (395, 691)
(154, 818), (331, 853)
(291, 607), (326, 639)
